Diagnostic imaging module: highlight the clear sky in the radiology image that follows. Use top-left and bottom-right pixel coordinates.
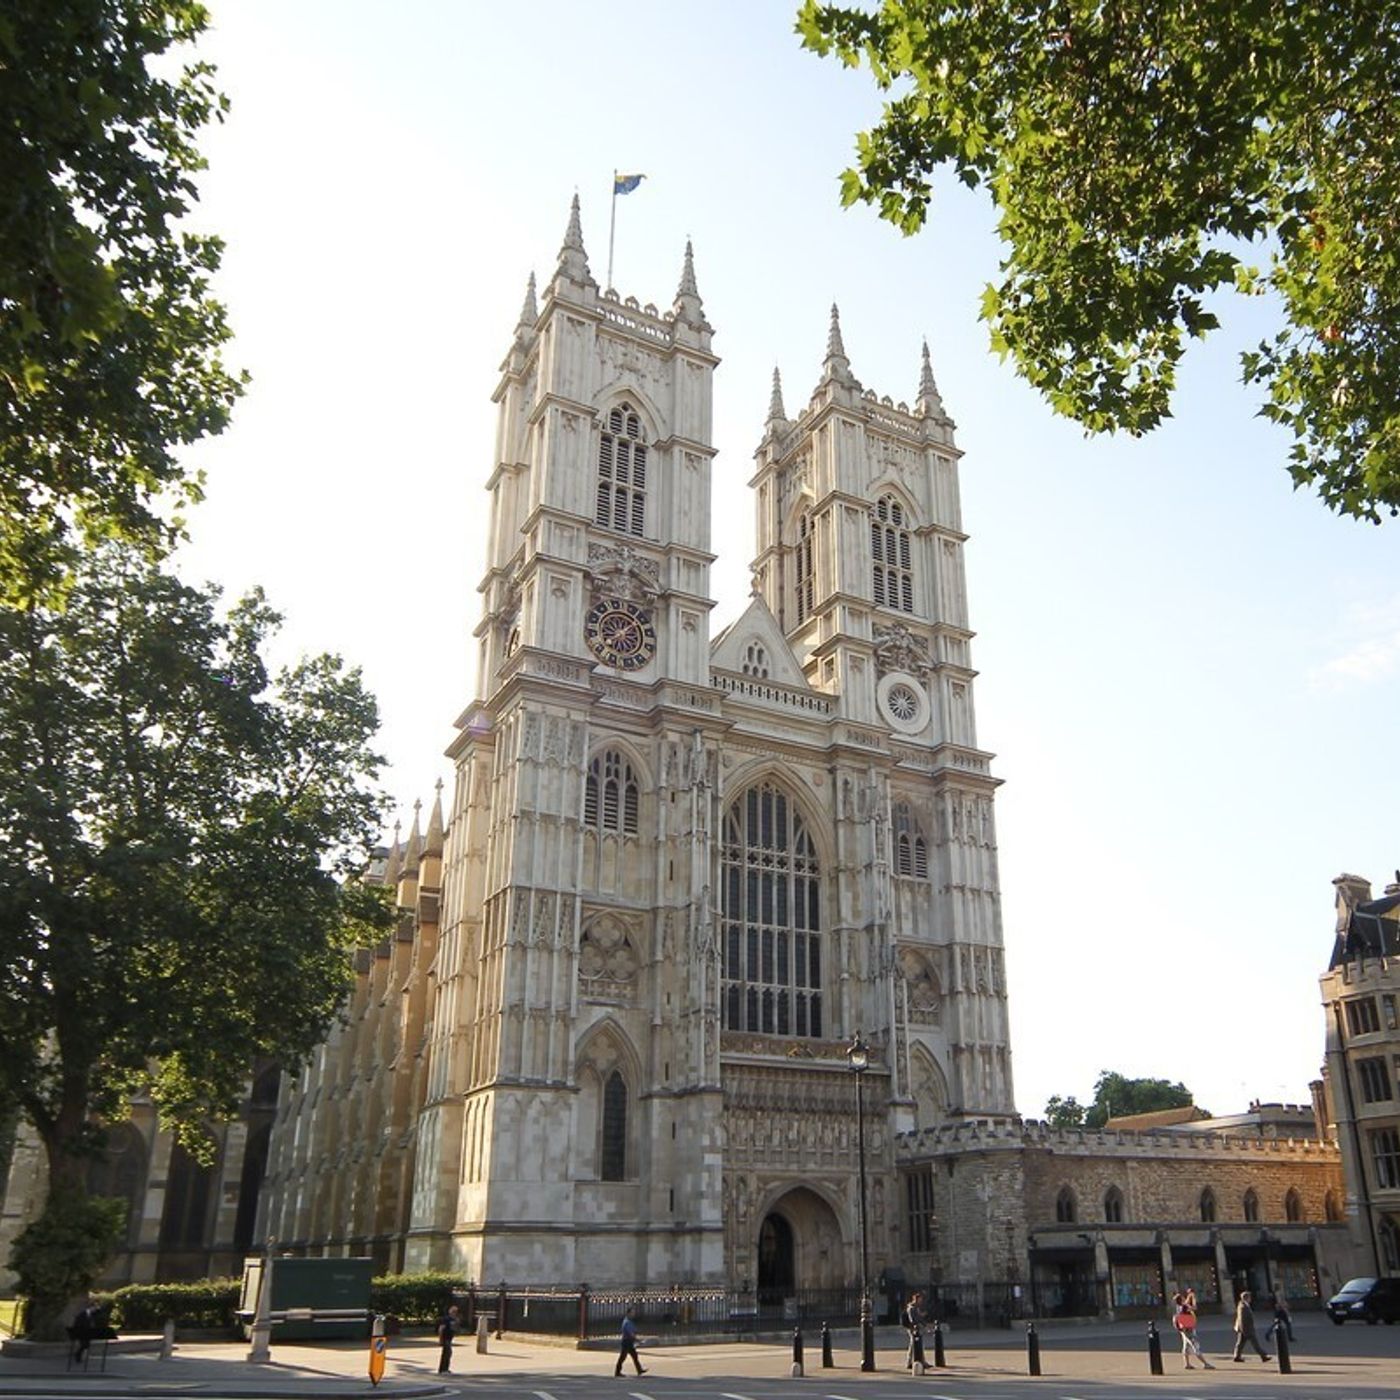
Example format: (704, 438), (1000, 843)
(177, 0), (1400, 1125)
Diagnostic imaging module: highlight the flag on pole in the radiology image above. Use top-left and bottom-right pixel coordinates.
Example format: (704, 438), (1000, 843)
(614, 172), (646, 195)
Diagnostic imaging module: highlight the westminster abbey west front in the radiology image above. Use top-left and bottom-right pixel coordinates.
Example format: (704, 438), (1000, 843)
(258, 196), (1016, 1296)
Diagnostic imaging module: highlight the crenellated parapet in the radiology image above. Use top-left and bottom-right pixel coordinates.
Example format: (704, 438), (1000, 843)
(899, 1115), (1340, 1163)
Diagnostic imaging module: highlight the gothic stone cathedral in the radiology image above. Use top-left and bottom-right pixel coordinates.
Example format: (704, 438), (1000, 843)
(261, 197), (1016, 1292)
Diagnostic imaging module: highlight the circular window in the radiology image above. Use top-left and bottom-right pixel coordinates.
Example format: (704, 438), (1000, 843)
(886, 684), (919, 722)
(877, 671), (930, 734)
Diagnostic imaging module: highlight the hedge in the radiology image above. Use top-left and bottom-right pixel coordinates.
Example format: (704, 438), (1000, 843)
(89, 1272), (468, 1331)
(100, 1279), (241, 1330)
(370, 1272), (466, 1326)
(86, 1276), (470, 1327)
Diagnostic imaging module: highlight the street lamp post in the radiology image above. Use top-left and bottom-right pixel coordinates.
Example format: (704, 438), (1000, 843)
(847, 1032), (875, 1372)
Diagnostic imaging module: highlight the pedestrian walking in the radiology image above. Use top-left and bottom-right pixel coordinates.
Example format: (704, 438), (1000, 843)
(1266, 1291), (1295, 1343)
(614, 1308), (646, 1377)
(436, 1303), (460, 1375)
(903, 1290), (926, 1370)
(1171, 1290), (1214, 1369)
(1232, 1290), (1270, 1362)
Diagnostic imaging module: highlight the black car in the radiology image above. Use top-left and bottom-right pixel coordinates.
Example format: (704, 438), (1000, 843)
(1327, 1277), (1400, 1324)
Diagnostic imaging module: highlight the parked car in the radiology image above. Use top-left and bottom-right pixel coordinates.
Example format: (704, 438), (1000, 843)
(1326, 1277), (1400, 1324)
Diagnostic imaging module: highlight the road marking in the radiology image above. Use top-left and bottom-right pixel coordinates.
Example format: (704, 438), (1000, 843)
(533, 1391), (558, 1400)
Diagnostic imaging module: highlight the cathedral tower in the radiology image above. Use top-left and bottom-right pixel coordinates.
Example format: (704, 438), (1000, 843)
(748, 313), (1015, 1127)
(409, 201), (726, 1280)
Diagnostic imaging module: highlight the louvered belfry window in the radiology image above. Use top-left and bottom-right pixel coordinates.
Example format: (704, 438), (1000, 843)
(871, 495), (914, 612)
(794, 513), (815, 622)
(893, 803), (929, 879)
(585, 750), (639, 835)
(596, 403), (647, 537)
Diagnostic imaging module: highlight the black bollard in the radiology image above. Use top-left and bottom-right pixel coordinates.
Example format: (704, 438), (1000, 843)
(932, 1319), (946, 1368)
(1276, 1325), (1291, 1375)
(910, 1327), (927, 1375)
(1026, 1321), (1041, 1377)
(791, 1326), (804, 1378)
(821, 1322), (834, 1369)
(1147, 1320), (1163, 1376)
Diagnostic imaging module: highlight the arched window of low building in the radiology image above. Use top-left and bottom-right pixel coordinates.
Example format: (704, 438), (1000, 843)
(1104, 1186), (1124, 1223)
(1284, 1187), (1304, 1222)
(1380, 1217), (1400, 1273)
(1200, 1187), (1217, 1223)
(1243, 1188), (1259, 1223)
(1056, 1186), (1077, 1223)
(1324, 1190), (1343, 1222)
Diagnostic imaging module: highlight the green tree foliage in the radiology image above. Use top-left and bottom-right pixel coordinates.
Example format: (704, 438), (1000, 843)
(0, 1), (244, 603)
(0, 545), (389, 1332)
(798, 0), (1400, 520)
(1044, 1069), (1199, 1128)
(1042, 1094), (1086, 1128)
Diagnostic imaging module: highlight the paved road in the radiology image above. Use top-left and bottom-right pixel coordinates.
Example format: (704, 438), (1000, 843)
(1, 1317), (1396, 1399)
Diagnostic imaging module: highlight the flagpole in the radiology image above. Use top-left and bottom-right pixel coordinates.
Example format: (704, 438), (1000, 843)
(607, 170), (618, 292)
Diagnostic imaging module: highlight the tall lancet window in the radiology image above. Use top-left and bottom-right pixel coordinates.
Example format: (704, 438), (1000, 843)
(794, 513), (815, 623)
(721, 782), (822, 1038)
(596, 402), (647, 537)
(585, 750), (639, 835)
(600, 1070), (628, 1181)
(871, 495), (914, 613)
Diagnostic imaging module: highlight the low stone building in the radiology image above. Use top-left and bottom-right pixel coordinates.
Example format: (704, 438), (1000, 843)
(897, 1106), (1350, 1319)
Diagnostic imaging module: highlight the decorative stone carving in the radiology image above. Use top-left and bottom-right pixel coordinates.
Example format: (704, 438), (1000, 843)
(873, 622), (933, 679)
(586, 543), (661, 605)
(896, 946), (940, 1024)
(578, 913), (640, 991)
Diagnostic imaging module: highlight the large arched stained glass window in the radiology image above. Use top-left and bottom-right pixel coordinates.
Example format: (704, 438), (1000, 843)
(722, 782), (822, 1038)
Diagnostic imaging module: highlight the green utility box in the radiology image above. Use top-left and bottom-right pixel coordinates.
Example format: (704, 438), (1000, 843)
(239, 1256), (374, 1340)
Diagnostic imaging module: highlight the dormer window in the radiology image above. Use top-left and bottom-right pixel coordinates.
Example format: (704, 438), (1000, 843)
(871, 495), (913, 613)
(596, 403), (647, 537)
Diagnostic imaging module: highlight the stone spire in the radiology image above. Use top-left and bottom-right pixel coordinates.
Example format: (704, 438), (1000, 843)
(554, 194), (594, 287)
(400, 799), (423, 876)
(515, 272), (538, 338)
(767, 366), (787, 425)
(672, 237), (707, 328)
(827, 303), (847, 360)
(916, 338), (946, 417)
(424, 779), (445, 858)
(821, 303), (857, 386)
(381, 821), (402, 887)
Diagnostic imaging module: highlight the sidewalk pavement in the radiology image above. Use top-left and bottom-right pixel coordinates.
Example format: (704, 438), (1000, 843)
(0, 1319), (1395, 1397)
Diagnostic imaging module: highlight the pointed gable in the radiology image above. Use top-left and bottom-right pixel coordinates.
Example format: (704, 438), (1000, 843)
(710, 594), (810, 689)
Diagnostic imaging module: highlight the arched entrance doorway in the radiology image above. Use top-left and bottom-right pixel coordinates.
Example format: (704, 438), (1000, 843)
(756, 1186), (844, 1311)
(757, 1213), (794, 1307)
